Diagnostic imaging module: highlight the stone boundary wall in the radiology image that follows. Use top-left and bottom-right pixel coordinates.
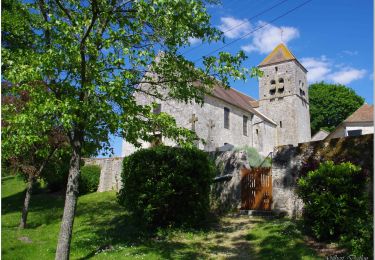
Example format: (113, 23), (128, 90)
(272, 134), (373, 217)
(83, 157), (123, 192)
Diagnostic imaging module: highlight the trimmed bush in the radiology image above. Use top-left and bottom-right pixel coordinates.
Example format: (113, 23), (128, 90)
(297, 161), (372, 257)
(79, 165), (101, 195)
(118, 146), (215, 229)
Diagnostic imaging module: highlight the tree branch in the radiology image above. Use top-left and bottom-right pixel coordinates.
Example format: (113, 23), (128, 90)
(54, 0), (74, 23)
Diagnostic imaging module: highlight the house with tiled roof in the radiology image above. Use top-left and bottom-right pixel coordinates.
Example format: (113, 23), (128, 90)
(122, 44), (311, 156)
(325, 104), (374, 140)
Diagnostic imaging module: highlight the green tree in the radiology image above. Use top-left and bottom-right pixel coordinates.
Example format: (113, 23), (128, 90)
(2, 1), (260, 258)
(2, 84), (69, 229)
(309, 82), (364, 135)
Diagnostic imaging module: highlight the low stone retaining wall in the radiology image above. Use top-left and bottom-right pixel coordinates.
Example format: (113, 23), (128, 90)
(83, 157), (123, 192)
(84, 134), (373, 214)
(272, 134), (373, 217)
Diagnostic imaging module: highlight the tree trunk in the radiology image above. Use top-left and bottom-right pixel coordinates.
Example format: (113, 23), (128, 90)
(19, 175), (35, 229)
(55, 145), (81, 260)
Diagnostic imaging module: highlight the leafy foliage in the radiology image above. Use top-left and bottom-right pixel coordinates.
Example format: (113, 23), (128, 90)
(2, 0), (261, 255)
(309, 82), (364, 135)
(297, 161), (372, 257)
(118, 146), (215, 229)
(234, 146), (271, 167)
(42, 153), (71, 192)
(79, 165), (101, 195)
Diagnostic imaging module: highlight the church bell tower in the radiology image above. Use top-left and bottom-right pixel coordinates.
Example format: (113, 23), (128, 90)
(257, 43), (311, 146)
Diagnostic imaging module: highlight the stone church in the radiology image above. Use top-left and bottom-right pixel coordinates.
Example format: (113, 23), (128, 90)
(122, 44), (311, 156)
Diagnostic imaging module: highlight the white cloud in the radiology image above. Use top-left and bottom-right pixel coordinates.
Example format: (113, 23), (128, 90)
(301, 56), (331, 83)
(241, 21), (299, 54)
(218, 17), (251, 39)
(329, 68), (366, 85)
(301, 56), (366, 85)
(188, 37), (200, 45)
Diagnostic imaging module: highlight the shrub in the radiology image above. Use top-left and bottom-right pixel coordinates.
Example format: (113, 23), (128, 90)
(297, 161), (372, 257)
(42, 153), (71, 192)
(118, 146), (215, 229)
(79, 165), (101, 195)
(234, 146), (271, 167)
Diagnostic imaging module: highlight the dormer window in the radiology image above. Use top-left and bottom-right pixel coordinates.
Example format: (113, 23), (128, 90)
(270, 80), (276, 85)
(278, 78), (284, 83)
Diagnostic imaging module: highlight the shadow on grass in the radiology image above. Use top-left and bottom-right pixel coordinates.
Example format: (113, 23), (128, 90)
(246, 218), (321, 259)
(74, 203), (220, 259)
(73, 199), (258, 259)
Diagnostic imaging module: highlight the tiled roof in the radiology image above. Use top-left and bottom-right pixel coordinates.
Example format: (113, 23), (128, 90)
(210, 85), (276, 125)
(212, 85), (255, 111)
(259, 43), (296, 67)
(344, 104), (374, 123)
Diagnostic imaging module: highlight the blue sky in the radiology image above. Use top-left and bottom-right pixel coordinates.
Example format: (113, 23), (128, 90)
(108, 0), (373, 157)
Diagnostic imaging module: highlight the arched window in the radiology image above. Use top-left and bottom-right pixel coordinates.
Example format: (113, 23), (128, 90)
(278, 78), (284, 83)
(270, 80), (276, 85)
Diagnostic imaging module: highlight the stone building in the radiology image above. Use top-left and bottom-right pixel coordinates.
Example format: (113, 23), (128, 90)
(122, 44), (311, 156)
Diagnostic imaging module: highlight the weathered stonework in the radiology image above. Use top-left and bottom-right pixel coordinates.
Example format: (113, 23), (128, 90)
(271, 134), (373, 217)
(258, 60), (311, 147)
(210, 150), (250, 213)
(122, 92), (277, 156)
(83, 157), (123, 192)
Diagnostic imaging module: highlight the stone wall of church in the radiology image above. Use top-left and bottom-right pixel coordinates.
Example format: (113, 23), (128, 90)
(121, 88), (273, 156)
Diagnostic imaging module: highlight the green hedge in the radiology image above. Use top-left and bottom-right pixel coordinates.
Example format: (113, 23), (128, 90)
(297, 161), (372, 257)
(79, 165), (101, 195)
(118, 146), (215, 229)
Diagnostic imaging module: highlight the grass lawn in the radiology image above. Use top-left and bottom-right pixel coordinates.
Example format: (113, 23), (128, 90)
(2, 176), (323, 259)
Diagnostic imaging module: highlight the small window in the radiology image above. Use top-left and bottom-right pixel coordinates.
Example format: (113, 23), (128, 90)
(153, 103), (161, 114)
(243, 116), (248, 136)
(280, 121), (282, 128)
(278, 78), (284, 83)
(256, 129), (259, 135)
(224, 107), (230, 129)
(270, 98), (275, 102)
(300, 88), (303, 96)
(270, 89), (276, 95)
(270, 80), (276, 85)
(347, 130), (362, 137)
(278, 87), (284, 93)
(275, 66), (278, 72)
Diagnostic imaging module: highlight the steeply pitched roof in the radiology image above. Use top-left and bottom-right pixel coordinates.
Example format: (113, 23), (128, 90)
(258, 43), (307, 73)
(344, 104), (374, 123)
(210, 85), (276, 125)
(258, 43), (296, 67)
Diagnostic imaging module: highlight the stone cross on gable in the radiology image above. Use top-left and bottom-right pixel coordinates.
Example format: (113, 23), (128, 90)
(280, 28), (284, 43)
(189, 113), (198, 132)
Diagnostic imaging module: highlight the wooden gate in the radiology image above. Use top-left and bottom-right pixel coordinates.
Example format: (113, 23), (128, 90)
(241, 167), (272, 210)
